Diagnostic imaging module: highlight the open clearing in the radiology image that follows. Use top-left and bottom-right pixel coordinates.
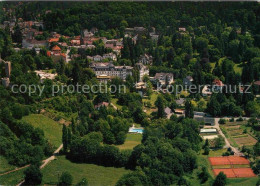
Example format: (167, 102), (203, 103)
(116, 133), (142, 150)
(42, 156), (131, 185)
(0, 168), (24, 185)
(0, 156), (15, 173)
(22, 114), (63, 147)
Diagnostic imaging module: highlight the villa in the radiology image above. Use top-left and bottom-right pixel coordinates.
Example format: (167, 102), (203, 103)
(90, 62), (133, 80)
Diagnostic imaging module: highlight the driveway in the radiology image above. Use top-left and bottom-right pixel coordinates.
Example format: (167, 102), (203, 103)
(204, 118), (244, 156)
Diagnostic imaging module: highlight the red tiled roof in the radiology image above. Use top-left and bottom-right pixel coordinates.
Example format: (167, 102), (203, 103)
(47, 51), (51, 57)
(60, 53), (66, 58)
(94, 102), (109, 109)
(52, 45), (61, 51)
(213, 79), (224, 86)
(254, 81), (260, 86)
(48, 38), (59, 43)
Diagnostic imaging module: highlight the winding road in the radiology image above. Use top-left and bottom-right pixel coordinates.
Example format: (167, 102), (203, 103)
(16, 144), (63, 186)
(0, 144), (63, 185)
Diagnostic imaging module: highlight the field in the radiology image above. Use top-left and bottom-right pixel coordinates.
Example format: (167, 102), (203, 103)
(142, 92), (158, 115)
(0, 156), (15, 173)
(41, 156), (131, 185)
(0, 168), (24, 185)
(22, 114), (63, 147)
(220, 121), (257, 148)
(116, 133), (142, 150)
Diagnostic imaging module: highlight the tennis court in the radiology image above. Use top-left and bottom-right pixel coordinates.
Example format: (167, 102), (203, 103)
(213, 168), (256, 178)
(208, 156), (250, 166)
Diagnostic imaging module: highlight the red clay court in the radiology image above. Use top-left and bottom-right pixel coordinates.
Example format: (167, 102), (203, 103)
(208, 156), (250, 165)
(213, 168), (256, 178)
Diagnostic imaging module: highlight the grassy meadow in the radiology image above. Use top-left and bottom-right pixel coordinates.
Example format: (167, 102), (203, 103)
(22, 114), (63, 147)
(116, 133), (142, 150)
(42, 156), (131, 185)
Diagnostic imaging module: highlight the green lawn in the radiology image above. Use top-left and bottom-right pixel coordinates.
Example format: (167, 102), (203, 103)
(22, 114), (63, 148)
(0, 156), (15, 173)
(116, 133), (142, 150)
(42, 156), (131, 185)
(208, 148), (227, 157)
(111, 98), (122, 110)
(142, 92), (158, 107)
(227, 177), (259, 186)
(45, 108), (77, 122)
(234, 63), (243, 74)
(0, 168), (24, 185)
(188, 154), (214, 186)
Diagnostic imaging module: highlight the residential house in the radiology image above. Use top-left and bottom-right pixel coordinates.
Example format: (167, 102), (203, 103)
(212, 79), (224, 92)
(139, 54), (153, 65)
(174, 109), (185, 115)
(48, 38), (59, 44)
(70, 39), (80, 46)
(90, 27), (98, 34)
(176, 98), (185, 107)
(22, 39), (48, 49)
(183, 76), (193, 86)
(202, 85), (212, 96)
(86, 45), (95, 49)
(164, 107), (172, 116)
(179, 27), (186, 32)
(103, 53), (117, 61)
(153, 73), (174, 85)
(254, 81), (260, 86)
(35, 70), (57, 83)
(83, 29), (94, 38)
(94, 102), (109, 110)
(150, 34), (159, 41)
(93, 55), (103, 62)
(135, 63), (149, 82)
(52, 45), (61, 54)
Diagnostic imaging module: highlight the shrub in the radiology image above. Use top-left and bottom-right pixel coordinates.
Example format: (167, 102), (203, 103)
(229, 118), (234, 122)
(58, 172), (73, 186)
(219, 119), (226, 124)
(236, 117), (243, 121)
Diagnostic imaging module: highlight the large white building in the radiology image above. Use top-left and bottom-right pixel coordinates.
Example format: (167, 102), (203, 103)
(135, 63), (149, 82)
(90, 62), (133, 80)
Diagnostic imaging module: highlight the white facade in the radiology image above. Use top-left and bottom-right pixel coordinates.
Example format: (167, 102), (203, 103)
(135, 63), (149, 82)
(90, 62), (133, 80)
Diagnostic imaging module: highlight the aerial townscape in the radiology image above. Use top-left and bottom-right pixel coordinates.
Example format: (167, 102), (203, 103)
(0, 2), (260, 186)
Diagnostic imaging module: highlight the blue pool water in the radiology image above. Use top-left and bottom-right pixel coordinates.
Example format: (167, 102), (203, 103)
(129, 128), (144, 134)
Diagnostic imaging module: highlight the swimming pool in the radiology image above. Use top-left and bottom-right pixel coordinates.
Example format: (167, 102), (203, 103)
(128, 127), (144, 134)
